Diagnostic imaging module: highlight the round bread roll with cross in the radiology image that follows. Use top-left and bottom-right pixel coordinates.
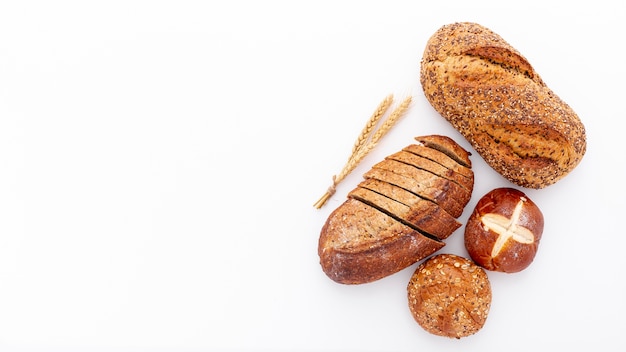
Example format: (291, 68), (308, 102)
(464, 188), (544, 273)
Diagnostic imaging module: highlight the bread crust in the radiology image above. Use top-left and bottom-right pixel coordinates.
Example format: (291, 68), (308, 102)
(367, 159), (468, 218)
(403, 143), (473, 180)
(415, 135), (472, 168)
(350, 181), (461, 240)
(318, 135), (474, 284)
(407, 254), (491, 338)
(420, 22), (586, 188)
(319, 199), (444, 284)
(387, 150), (473, 191)
(464, 188), (544, 273)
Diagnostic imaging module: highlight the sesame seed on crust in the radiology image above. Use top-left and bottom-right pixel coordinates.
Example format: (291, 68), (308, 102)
(420, 22), (586, 188)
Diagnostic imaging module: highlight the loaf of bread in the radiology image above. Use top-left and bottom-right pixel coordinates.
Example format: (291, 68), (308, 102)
(318, 135), (473, 284)
(420, 22), (586, 188)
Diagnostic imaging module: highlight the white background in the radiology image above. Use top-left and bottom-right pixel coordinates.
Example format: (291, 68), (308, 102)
(0, 1), (624, 351)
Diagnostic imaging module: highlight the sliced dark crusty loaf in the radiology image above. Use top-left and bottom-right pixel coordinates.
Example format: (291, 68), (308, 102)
(420, 22), (586, 188)
(319, 135), (474, 284)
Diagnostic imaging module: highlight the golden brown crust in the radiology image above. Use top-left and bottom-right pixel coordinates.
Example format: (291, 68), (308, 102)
(414, 135), (472, 168)
(420, 22), (586, 188)
(407, 254), (491, 338)
(369, 159), (469, 217)
(387, 150), (473, 191)
(403, 143), (474, 180)
(319, 199), (444, 284)
(464, 188), (544, 273)
(350, 181), (461, 240)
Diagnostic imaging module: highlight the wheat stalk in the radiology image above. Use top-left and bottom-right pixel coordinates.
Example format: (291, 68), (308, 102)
(368, 95), (411, 150)
(313, 95), (412, 209)
(351, 94), (393, 156)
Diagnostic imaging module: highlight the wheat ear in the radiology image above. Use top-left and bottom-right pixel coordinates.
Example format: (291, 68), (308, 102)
(313, 95), (412, 209)
(350, 94), (393, 156)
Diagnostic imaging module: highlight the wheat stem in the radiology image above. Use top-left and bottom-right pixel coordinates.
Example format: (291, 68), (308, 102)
(369, 95), (412, 147)
(313, 95), (412, 209)
(335, 95), (412, 185)
(350, 94), (393, 156)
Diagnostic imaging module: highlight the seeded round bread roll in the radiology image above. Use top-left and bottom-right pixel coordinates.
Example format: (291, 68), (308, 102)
(407, 254), (491, 338)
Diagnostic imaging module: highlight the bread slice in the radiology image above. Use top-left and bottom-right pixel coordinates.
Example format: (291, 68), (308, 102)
(349, 183), (460, 240)
(367, 159), (468, 218)
(386, 150), (473, 192)
(415, 135), (472, 168)
(357, 179), (460, 240)
(319, 199), (445, 284)
(403, 143), (474, 180)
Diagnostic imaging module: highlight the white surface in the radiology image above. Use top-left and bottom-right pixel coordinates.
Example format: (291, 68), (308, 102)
(0, 1), (624, 351)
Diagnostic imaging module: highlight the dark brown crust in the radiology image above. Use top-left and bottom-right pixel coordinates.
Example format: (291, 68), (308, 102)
(420, 22), (586, 188)
(464, 188), (544, 273)
(414, 135), (472, 168)
(368, 159), (469, 218)
(387, 150), (473, 191)
(349, 181), (461, 240)
(407, 254), (491, 338)
(403, 143), (474, 180)
(319, 199), (444, 284)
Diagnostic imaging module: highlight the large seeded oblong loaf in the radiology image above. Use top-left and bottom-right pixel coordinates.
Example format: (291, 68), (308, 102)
(319, 135), (473, 284)
(420, 22), (586, 188)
